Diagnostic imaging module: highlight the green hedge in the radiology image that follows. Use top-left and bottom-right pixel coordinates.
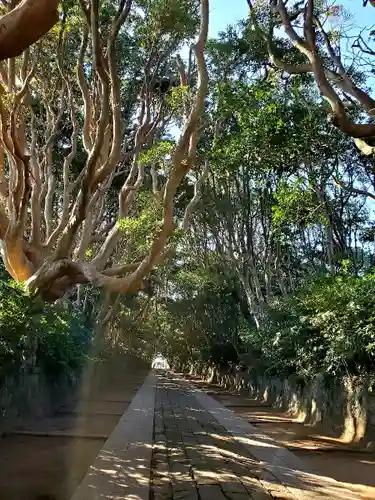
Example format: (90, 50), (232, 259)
(244, 272), (375, 378)
(0, 269), (91, 381)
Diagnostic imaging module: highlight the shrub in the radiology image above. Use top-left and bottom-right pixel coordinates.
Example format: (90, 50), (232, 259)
(0, 267), (91, 381)
(242, 272), (375, 379)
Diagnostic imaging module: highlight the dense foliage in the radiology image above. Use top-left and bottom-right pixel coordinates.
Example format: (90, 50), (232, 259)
(0, 267), (91, 381)
(246, 272), (375, 378)
(1, 0), (375, 387)
(98, 2), (375, 382)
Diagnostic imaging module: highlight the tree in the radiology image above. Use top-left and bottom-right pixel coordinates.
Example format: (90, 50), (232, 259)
(0, 0), (59, 60)
(85, 6), (375, 384)
(0, 0), (210, 301)
(247, 0), (375, 144)
(176, 17), (375, 333)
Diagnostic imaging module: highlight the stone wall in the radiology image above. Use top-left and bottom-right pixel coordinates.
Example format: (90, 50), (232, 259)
(177, 362), (375, 444)
(0, 368), (80, 433)
(0, 354), (150, 435)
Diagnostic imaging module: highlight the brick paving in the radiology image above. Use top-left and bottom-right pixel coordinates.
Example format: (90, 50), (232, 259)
(70, 370), (362, 500)
(151, 374), (274, 500)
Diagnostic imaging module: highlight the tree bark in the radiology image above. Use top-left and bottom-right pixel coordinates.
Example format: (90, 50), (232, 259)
(0, 0), (210, 302)
(0, 0), (59, 61)
(240, 275), (262, 329)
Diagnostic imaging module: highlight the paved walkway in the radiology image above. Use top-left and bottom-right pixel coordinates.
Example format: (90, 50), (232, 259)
(152, 374), (273, 500)
(71, 372), (155, 500)
(71, 372), (362, 500)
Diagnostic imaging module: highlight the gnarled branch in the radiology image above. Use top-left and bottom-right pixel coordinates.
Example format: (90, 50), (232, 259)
(0, 0), (59, 60)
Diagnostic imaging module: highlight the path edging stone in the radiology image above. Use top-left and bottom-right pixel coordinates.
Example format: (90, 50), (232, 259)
(70, 371), (156, 500)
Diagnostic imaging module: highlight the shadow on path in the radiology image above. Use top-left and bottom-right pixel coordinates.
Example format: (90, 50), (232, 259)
(183, 373), (375, 500)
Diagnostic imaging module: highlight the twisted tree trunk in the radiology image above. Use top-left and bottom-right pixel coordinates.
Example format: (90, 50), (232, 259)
(0, 0), (59, 61)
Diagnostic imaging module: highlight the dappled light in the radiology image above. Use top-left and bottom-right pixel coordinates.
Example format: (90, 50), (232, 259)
(185, 373), (375, 499)
(151, 373), (272, 499)
(0, 0), (375, 499)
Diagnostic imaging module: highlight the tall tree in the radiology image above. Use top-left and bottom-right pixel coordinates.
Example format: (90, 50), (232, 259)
(0, 0), (210, 301)
(188, 19), (374, 328)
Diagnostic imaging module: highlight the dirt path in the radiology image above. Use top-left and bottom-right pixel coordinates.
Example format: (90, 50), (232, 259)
(186, 374), (375, 500)
(0, 358), (149, 500)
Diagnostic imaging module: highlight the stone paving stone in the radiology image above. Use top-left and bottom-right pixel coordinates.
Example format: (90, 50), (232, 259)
(153, 482), (173, 500)
(155, 462), (169, 474)
(173, 490), (199, 500)
(150, 374), (276, 500)
(242, 474), (267, 492)
(221, 481), (249, 494)
(226, 493), (256, 500)
(193, 470), (219, 485)
(218, 472), (242, 483)
(251, 491), (276, 500)
(172, 483), (199, 499)
(198, 484), (228, 500)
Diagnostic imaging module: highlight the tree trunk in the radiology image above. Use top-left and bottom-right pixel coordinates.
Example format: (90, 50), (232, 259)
(315, 184), (335, 274)
(240, 274), (262, 329)
(264, 255), (273, 298)
(275, 244), (288, 297)
(325, 221), (335, 273)
(0, 0), (59, 61)
(248, 257), (266, 316)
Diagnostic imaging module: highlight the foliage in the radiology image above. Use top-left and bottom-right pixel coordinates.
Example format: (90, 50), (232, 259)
(166, 85), (192, 117)
(136, 0), (199, 43)
(249, 272), (375, 378)
(101, 5), (375, 384)
(272, 179), (325, 228)
(117, 192), (163, 259)
(3, 0), (375, 392)
(139, 141), (174, 166)
(106, 7), (375, 384)
(0, 267), (91, 381)
(37, 306), (91, 378)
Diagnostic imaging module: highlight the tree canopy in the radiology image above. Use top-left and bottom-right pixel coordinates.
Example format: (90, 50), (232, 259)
(1, 0), (375, 385)
(0, 0), (209, 301)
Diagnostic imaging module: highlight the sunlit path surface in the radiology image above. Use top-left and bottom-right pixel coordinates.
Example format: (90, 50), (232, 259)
(152, 373), (277, 499)
(72, 370), (373, 500)
(186, 374), (375, 500)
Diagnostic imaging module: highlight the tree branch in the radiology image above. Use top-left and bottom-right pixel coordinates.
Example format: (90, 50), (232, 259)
(0, 0), (59, 60)
(89, 0), (210, 293)
(273, 0), (375, 138)
(333, 176), (375, 201)
(183, 161), (209, 230)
